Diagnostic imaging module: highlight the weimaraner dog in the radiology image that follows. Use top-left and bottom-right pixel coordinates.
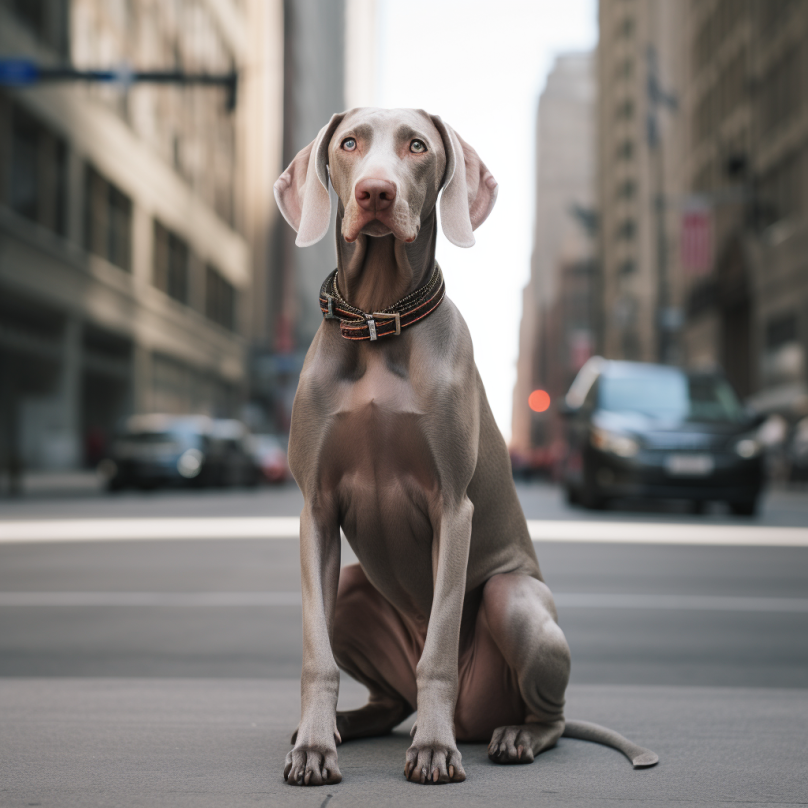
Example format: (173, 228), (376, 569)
(274, 107), (658, 786)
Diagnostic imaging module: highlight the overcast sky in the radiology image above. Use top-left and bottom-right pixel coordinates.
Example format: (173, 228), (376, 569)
(375, 0), (597, 441)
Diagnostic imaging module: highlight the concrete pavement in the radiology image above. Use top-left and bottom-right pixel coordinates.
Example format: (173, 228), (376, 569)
(2, 678), (807, 807)
(1, 483), (807, 806)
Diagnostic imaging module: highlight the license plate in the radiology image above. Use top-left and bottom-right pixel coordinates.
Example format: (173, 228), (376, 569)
(665, 454), (714, 476)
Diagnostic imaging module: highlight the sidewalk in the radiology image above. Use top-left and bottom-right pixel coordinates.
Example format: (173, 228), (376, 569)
(2, 678), (806, 807)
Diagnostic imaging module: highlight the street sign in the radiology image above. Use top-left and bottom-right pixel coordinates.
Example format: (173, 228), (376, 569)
(0, 59), (39, 86)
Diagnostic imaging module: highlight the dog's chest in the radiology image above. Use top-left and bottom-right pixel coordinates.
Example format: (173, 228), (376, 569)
(319, 357), (440, 598)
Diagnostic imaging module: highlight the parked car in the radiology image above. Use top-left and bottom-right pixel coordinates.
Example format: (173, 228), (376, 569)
(103, 414), (259, 490)
(561, 358), (765, 515)
(247, 434), (289, 484)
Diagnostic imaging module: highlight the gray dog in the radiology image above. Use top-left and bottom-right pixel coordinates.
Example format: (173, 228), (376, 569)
(274, 107), (658, 786)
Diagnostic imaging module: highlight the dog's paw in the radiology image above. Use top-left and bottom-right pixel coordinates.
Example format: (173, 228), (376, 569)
(284, 745), (341, 786)
(488, 725), (536, 764)
(404, 741), (465, 784)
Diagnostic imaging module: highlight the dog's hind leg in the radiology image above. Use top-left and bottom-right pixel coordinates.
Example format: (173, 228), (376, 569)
(480, 573), (571, 765)
(330, 564), (417, 741)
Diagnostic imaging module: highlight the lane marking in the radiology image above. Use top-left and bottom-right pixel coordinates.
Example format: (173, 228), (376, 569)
(527, 520), (808, 547)
(0, 517), (806, 546)
(0, 517), (300, 542)
(0, 591), (807, 612)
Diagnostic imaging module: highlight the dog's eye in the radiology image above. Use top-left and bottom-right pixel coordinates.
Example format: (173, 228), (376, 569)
(410, 139), (427, 154)
(342, 137), (357, 151)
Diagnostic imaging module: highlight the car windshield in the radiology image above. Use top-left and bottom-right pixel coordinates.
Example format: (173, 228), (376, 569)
(598, 371), (746, 422)
(122, 428), (202, 448)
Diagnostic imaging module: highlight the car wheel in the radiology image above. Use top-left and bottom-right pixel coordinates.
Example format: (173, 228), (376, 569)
(729, 498), (758, 517)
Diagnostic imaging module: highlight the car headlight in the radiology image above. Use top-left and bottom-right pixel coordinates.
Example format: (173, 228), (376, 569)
(734, 438), (761, 459)
(591, 427), (640, 458)
(177, 448), (204, 478)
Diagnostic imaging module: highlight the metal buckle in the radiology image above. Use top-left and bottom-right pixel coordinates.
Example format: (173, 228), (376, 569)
(373, 312), (401, 336)
(324, 295), (337, 319)
(365, 315), (377, 341)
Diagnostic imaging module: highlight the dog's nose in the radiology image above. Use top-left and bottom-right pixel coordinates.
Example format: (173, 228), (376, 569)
(355, 179), (396, 213)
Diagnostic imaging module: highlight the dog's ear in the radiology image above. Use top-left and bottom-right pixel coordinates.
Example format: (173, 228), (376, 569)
(274, 112), (345, 247)
(430, 115), (498, 248)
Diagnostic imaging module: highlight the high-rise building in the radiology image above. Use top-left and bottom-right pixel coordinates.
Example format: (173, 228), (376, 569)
(0, 0), (282, 474)
(511, 52), (596, 458)
(679, 0), (808, 415)
(595, 0), (684, 364)
(250, 0), (348, 433)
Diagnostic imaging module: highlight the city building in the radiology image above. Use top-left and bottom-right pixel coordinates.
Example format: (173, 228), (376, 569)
(511, 52), (596, 459)
(679, 0), (808, 416)
(595, 0), (684, 364)
(250, 0), (348, 433)
(0, 0), (283, 476)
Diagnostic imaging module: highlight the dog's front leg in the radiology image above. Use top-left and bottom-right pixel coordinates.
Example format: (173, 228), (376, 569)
(405, 497), (473, 784)
(284, 505), (342, 786)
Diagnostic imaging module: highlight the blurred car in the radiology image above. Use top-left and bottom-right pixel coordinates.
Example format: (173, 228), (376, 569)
(787, 416), (808, 480)
(247, 434), (289, 484)
(561, 358), (765, 515)
(102, 414), (259, 490)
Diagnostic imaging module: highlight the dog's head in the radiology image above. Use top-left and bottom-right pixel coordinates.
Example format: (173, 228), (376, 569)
(274, 108), (498, 249)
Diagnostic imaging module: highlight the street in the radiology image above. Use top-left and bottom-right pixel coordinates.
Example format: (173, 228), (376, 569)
(1, 482), (807, 806)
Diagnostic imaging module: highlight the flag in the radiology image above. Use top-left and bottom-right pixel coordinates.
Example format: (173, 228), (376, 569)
(681, 195), (712, 275)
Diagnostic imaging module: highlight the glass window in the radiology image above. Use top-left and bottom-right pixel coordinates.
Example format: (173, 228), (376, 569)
(85, 167), (133, 271)
(153, 222), (189, 304)
(205, 265), (237, 331)
(10, 104), (68, 235)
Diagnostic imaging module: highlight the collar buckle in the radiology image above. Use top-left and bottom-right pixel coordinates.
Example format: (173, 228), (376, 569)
(372, 311), (401, 336)
(324, 295), (337, 319)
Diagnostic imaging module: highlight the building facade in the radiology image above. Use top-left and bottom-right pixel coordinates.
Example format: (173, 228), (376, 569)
(511, 52), (596, 457)
(0, 0), (282, 474)
(251, 0), (347, 433)
(596, 0), (685, 364)
(679, 0), (808, 415)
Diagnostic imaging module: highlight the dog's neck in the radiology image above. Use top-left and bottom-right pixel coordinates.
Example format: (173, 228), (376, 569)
(334, 206), (438, 313)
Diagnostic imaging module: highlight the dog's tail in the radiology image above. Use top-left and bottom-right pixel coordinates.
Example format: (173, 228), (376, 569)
(562, 720), (659, 768)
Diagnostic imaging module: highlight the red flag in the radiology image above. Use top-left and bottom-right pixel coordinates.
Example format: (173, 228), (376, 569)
(681, 196), (712, 275)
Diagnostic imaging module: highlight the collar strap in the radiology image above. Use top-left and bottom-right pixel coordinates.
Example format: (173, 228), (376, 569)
(319, 263), (445, 341)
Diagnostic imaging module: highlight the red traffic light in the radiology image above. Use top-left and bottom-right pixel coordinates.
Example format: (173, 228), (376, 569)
(528, 389), (551, 413)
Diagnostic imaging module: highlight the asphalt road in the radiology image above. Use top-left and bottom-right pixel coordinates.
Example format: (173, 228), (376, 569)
(1, 483), (807, 685)
(1, 482), (807, 806)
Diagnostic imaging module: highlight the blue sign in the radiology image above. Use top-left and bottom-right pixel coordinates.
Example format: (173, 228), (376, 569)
(0, 59), (40, 86)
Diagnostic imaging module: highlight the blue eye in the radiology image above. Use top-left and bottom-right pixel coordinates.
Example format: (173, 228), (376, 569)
(410, 140), (427, 153)
(342, 138), (357, 151)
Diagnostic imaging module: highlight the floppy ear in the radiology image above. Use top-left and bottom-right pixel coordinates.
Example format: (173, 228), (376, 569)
(274, 112), (345, 247)
(430, 115), (498, 248)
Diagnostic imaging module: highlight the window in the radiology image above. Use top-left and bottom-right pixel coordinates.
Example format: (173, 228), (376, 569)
(617, 179), (636, 199)
(616, 99), (635, 120)
(153, 222), (189, 303)
(759, 150), (803, 226)
(9, 104), (67, 235)
(205, 265), (237, 332)
(616, 219), (636, 241)
(765, 313), (797, 349)
(617, 140), (634, 160)
(85, 167), (133, 271)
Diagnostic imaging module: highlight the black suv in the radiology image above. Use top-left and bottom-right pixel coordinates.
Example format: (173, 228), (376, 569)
(561, 358), (764, 515)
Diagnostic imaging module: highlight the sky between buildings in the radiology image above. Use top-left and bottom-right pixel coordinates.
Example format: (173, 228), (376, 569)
(375, 0), (597, 441)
